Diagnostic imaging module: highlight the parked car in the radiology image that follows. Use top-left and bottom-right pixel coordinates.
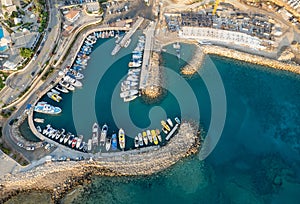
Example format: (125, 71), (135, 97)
(26, 146), (35, 151)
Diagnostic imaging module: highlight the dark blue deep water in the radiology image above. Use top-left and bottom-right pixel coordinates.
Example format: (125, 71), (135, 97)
(29, 37), (300, 203)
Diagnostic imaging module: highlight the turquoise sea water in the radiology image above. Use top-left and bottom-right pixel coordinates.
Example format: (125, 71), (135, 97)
(64, 55), (300, 204)
(28, 35), (300, 203)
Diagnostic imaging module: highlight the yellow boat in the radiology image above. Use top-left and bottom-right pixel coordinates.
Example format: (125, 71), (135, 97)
(161, 120), (170, 132)
(155, 129), (162, 142)
(151, 130), (158, 145)
(118, 128), (125, 150)
(142, 131), (148, 145)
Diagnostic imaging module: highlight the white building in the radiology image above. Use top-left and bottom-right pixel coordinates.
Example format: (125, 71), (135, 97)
(179, 27), (265, 50)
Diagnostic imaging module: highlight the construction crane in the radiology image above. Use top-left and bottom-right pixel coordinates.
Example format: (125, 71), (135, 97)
(212, 0), (220, 15)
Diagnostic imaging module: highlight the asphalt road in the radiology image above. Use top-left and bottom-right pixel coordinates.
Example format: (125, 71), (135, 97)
(0, 0), (61, 106)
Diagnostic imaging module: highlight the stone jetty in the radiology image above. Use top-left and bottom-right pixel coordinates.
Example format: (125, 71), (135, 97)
(0, 122), (200, 203)
(201, 45), (300, 75)
(181, 44), (205, 76)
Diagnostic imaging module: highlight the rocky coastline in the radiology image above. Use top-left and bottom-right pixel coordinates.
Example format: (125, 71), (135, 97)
(0, 122), (200, 203)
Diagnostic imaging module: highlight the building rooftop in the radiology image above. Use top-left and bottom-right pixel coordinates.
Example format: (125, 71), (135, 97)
(65, 9), (80, 21)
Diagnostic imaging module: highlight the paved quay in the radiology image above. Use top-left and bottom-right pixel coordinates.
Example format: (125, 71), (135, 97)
(139, 21), (156, 90)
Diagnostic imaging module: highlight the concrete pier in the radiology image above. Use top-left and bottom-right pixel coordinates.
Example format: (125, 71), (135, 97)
(166, 124), (179, 141)
(139, 21), (156, 90)
(111, 17), (144, 55)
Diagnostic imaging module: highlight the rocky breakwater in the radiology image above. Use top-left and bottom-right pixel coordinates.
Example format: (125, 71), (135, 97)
(181, 45), (205, 76)
(0, 122), (200, 203)
(143, 52), (163, 99)
(202, 45), (300, 75)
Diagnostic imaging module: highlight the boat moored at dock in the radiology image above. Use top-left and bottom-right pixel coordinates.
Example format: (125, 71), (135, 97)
(175, 117), (181, 124)
(167, 118), (174, 127)
(156, 129), (162, 142)
(55, 84), (69, 93)
(146, 130), (153, 143)
(118, 128), (125, 150)
(161, 120), (171, 132)
(134, 136), (139, 148)
(138, 133), (143, 146)
(34, 102), (62, 115)
(100, 124), (108, 146)
(47, 91), (62, 103)
(76, 135), (83, 149)
(151, 130), (159, 145)
(112, 133), (117, 151)
(142, 131), (148, 145)
(106, 137), (111, 151)
(92, 123), (99, 146)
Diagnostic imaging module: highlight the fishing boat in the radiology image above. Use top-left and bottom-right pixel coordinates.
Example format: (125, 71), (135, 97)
(105, 137), (111, 151)
(83, 143), (88, 153)
(55, 129), (64, 140)
(161, 120), (170, 132)
(51, 89), (60, 95)
(59, 81), (75, 91)
(47, 92), (62, 102)
(151, 130), (159, 145)
(59, 132), (66, 143)
(76, 135), (83, 149)
(51, 130), (58, 139)
(36, 126), (42, 133)
(74, 72), (84, 80)
(62, 76), (82, 87)
(146, 130), (153, 143)
(110, 30), (114, 37)
(127, 75), (139, 82)
(134, 136), (139, 148)
(64, 133), (71, 144)
(118, 128), (125, 150)
(34, 102), (62, 115)
(34, 118), (44, 123)
(42, 125), (50, 135)
(68, 134), (74, 146)
(100, 124), (108, 146)
(128, 68), (141, 73)
(155, 129), (162, 142)
(55, 84), (69, 93)
(92, 123), (99, 146)
(167, 118), (174, 127)
(111, 133), (117, 151)
(123, 95), (138, 102)
(87, 139), (92, 151)
(138, 133), (143, 146)
(128, 61), (141, 68)
(120, 90), (138, 98)
(72, 137), (78, 148)
(79, 141), (85, 151)
(162, 127), (168, 134)
(175, 117), (181, 124)
(142, 131), (148, 145)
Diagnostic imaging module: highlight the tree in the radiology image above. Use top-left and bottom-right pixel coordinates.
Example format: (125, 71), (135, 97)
(11, 11), (18, 18)
(20, 48), (33, 58)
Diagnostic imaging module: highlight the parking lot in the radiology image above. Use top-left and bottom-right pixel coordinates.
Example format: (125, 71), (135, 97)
(64, 0), (98, 6)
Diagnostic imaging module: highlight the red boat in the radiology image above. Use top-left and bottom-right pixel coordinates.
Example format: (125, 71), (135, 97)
(71, 137), (78, 148)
